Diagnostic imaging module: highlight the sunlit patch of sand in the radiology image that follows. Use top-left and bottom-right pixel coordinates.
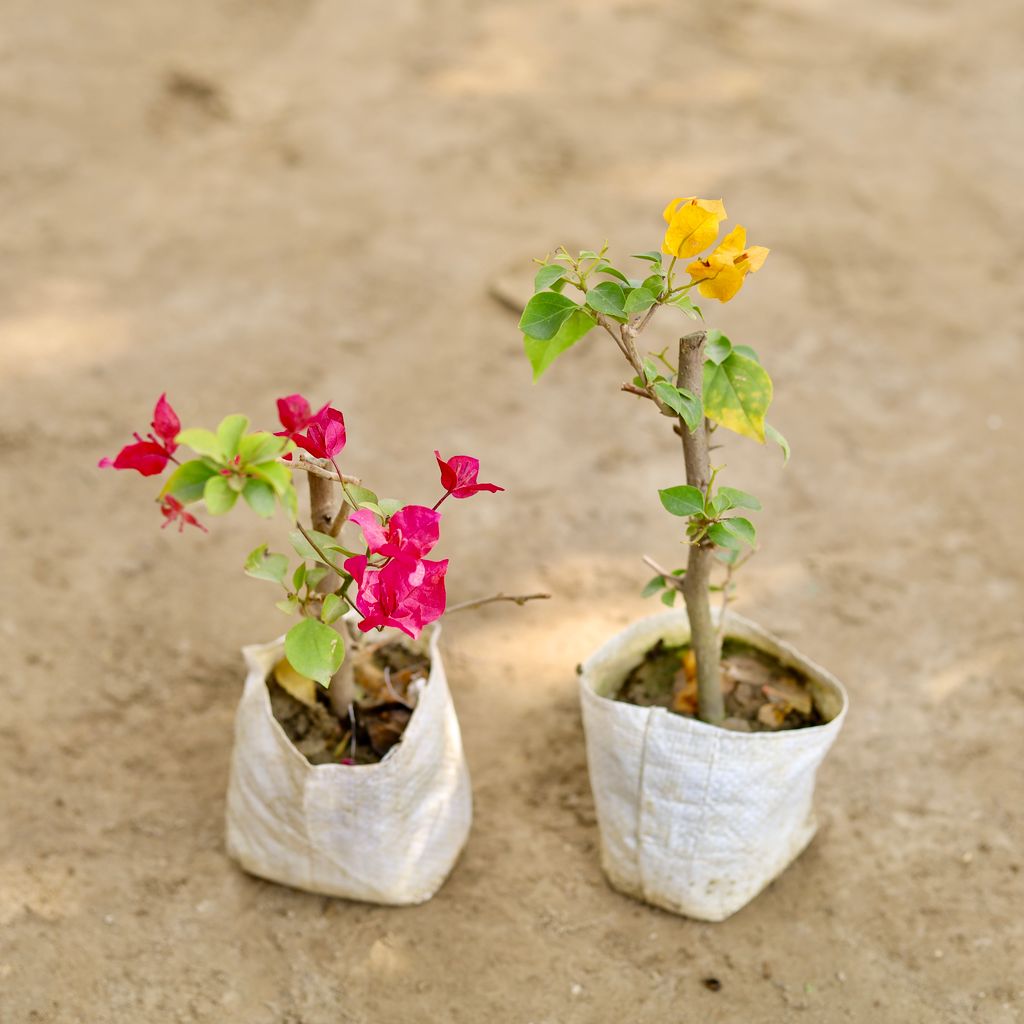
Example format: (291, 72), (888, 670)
(0, 861), (81, 926)
(0, 279), (131, 382)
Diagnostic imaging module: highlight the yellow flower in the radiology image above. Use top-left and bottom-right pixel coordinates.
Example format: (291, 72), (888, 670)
(686, 226), (769, 302)
(661, 197), (727, 259)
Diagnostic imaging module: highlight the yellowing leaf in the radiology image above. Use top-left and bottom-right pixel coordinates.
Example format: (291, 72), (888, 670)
(703, 352), (773, 442)
(273, 658), (319, 707)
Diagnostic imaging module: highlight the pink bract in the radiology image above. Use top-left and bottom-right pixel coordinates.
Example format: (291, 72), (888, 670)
(99, 394), (180, 476)
(434, 451), (504, 499)
(344, 555), (448, 639)
(159, 495), (207, 533)
(294, 406), (347, 461)
(349, 505), (441, 564)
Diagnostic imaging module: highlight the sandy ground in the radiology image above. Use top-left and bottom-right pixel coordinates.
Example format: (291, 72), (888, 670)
(2, 0), (1023, 1020)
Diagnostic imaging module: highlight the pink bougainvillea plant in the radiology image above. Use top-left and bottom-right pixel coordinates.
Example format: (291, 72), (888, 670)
(101, 393), (535, 717)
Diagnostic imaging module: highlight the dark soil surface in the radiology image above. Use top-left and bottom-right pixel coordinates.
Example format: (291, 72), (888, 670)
(268, 639), (430, 765)
(616, 638), (824, 731)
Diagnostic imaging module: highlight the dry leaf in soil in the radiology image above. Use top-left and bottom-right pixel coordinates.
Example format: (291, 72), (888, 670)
(274, 658), (319, 708)
(762, 677), (812, 716)
(757, 701), (790, 729)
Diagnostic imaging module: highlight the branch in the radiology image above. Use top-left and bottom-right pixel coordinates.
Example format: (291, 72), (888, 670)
(642, 555), (686, 591)
(294, 520), (346, 576)
(445, 592), (551, 614)
(621, 382), (657, 402)
(284, 455), (361, 486)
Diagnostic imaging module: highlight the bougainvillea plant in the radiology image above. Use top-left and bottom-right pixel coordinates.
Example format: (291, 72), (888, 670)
(517, 197), (787, 726)
(101, 394), (535, 720)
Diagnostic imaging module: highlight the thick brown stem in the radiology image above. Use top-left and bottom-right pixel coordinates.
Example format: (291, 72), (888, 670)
(327, 621), (359, 719)
(676, 331), (725, 725)
(305, 472), (356, 718)
(308, 472), (338, 534)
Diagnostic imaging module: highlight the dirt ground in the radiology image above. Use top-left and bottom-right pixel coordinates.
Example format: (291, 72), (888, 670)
(2, 0), (1022, 1021)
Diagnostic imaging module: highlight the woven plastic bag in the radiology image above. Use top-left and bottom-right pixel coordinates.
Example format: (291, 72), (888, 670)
(225, 624), (471, 905)
(579, 609), (847, 922)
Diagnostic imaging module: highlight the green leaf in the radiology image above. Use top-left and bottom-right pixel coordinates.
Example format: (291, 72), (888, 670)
(306, 565), (330, 589)
(284, 618), (345, 687)
(534, 264), (567, 292)
(705, 330), (733, 365)
(275, 595), (299, 616)
(216, 415), (249, 459)
(717, 487), (762, 511)
(161, 459), (217, 502)
(321, 593), (346, 625)
(239, 432), (288, 465)
(642, 359), (659, 383)
(631, 251), (663, 266)
(519, 291), (579, 341)
(706, 494), (729, 517)
(641, 273), (664, 297)
(733, 344), (760, 363)
(652, 382), (702, 433)
(660, 589), (677, 607)
(378, 497), (402, 518)
(524, 307), (596, 380)
(345, 483), (379, 508)
(707, 522), (742, 549)
(585, 281), (628, 318)
(623, 287), (658, 315)
(641, 575), (665, 598)
(248, 461), (292, 496)
(203, 475), (238, 515)
(712, 516), (757, 548)
(281, 483), (298, 521)
(175, 428), (223, 461)
(288, 529), (345, 564)
(292, 562), (307, 591)
(766, 422), (791, 464)
(596, 265), (631, 286)
(244, 544), (289, 583)
(669, 294), (703, 320)
(703, 352), (773, 442)
(658, 484), (706, 518)
(242, 478), (276, 518)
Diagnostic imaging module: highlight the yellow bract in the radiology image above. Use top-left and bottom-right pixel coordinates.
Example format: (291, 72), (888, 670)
(661, 197), (728, 259)
(686, 225), (769, 302)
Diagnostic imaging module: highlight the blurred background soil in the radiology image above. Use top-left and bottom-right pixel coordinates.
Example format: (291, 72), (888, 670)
(1, 1), (1022, 1021)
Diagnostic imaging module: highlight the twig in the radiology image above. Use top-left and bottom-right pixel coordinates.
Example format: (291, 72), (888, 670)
(294, 520), (346, 575)
(642, 555), (686, 591)
(284, 455), (361, 486)
(445, 592), (551, 614)
(621, 382), (656, 401)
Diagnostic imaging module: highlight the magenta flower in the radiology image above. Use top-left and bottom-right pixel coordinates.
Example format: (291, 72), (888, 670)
(434, 451), (504, 501)
(99, 394), (180, 476)
(275, 394), (346, 460)
(159, 496), (207, 534)
(275, 394), (323, 439)
(349, 505), (441, 565)
(344, 555), (448, 639)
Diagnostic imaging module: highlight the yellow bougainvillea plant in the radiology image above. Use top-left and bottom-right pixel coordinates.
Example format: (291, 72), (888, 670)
(517, 197), (786, 725)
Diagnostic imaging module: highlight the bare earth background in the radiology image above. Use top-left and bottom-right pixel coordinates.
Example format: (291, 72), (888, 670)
(1, 0), (1022, 1021)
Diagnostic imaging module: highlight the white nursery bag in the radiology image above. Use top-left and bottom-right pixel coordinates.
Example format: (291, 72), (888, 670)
(579, 609), (848, 922)
(225, 624), (471, 905)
